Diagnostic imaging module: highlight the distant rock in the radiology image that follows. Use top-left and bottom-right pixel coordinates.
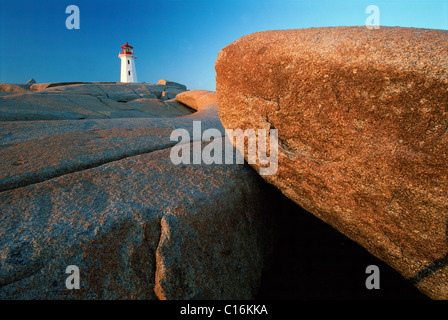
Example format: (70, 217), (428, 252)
(216, 26), (448, 299)
(29, 83), (52, 92)
(0, 82), (192, 121)
(156, 80), (192, 101)
(157, 79), (187, 91)
(176, 90), (217, 111)
(0, 83), (30, 93)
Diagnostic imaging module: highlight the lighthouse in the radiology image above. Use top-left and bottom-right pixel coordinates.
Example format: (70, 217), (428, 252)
(118, 42), (138, 83)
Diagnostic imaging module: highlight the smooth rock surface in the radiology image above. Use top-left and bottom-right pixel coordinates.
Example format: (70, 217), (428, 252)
(0, 82), (193, 121)
(0, 105), (221, 193)
(216, 26), (448, 299)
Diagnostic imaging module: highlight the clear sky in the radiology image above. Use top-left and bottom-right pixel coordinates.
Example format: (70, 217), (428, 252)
(1, 0), (447, 91)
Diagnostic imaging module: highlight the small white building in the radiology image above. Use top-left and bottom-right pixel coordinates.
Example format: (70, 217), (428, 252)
(118, 42), (138, 83)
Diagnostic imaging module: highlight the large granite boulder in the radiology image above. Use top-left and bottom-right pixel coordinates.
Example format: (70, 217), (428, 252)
(0, 86), (277, 299)
(216, 26), (448, 299)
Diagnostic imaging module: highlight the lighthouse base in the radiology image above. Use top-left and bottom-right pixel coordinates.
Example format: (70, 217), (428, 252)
(119, 54), (138, 83)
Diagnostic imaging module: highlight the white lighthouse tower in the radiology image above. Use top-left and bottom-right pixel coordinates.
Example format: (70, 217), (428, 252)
(118, 42), (138, 83)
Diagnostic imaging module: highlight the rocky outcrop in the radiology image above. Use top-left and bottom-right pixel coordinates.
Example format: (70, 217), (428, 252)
(0, 83), (278, 299)
(0, 81), (194, 121)
(216, 26), (448, 299)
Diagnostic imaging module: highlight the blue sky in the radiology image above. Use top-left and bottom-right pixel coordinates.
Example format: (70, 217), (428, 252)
(0, 0), (447, 91)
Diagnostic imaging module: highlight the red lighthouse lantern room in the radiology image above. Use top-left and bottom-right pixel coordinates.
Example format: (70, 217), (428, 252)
(121, 42), (133, 55)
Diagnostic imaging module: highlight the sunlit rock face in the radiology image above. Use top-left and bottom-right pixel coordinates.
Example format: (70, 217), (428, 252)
(216, 26), (448, 299)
